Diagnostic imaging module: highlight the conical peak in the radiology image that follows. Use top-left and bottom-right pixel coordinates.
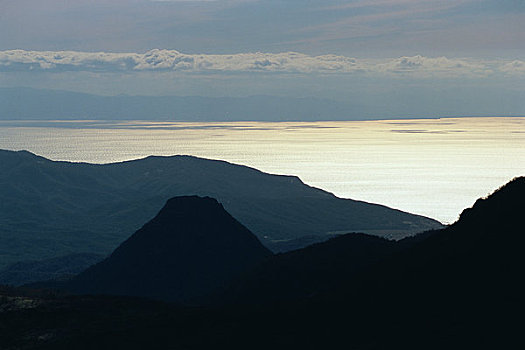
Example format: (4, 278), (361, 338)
(152, 196), (226, 223)
(164, 195), (221, 210)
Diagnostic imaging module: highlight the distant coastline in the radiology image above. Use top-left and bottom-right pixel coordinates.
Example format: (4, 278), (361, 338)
(2, 87), (524, 122)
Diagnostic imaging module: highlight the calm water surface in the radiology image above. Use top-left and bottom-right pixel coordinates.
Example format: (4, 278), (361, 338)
(1, 117), (524, 224)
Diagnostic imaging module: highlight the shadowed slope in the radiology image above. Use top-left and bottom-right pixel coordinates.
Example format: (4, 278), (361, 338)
(0, 178), (523, 349)
(67, 196), (272, 303)
(207, 177), (525, 348)
(359, 176), (525, 301)
(217, 233), (405, 305)
(0, 149), (442, 275)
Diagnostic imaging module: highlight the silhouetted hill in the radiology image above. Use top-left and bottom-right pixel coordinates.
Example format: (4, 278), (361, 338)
(353, 176), (525, 302)
(0, 149), (441, 277)
(213, 176), (525, 348)
(0, 178), (522, 349)
(288, 176), (525, 349)
(217, 232), (434, 305)
(65, 196), (272, 302)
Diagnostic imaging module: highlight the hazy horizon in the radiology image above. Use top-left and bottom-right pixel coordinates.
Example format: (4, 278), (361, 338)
(1, 0), (524, 120)
(1, 1), (524, 218)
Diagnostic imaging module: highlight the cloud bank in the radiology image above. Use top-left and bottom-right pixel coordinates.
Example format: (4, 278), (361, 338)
(0, 49), (521, 78)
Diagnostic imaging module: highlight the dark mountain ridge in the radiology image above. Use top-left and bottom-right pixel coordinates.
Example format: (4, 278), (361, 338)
(0, 177), (523, 349)
(356, 176), (525, 298)
(65, 196), (272, 303)
(215, 231), (434, 305)
(229, 176), (525, 308)
(201, 176), (525, 348)
(0, 149), (441, 275)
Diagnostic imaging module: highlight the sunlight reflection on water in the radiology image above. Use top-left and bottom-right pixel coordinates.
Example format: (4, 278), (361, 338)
(1, 117), (524, 224)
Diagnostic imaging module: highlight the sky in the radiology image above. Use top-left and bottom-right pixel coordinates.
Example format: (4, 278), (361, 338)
(0, 0), (524, 118)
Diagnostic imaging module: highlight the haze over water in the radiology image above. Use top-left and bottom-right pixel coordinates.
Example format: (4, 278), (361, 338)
(1, 117), (524, 224)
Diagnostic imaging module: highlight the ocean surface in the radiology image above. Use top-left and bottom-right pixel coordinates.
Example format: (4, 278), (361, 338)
(1, 117), (524, 224)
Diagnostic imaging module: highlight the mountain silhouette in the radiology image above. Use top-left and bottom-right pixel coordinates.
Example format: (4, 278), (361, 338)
(206, 176), (525, 348)
(0, 177), (523, 349)
(217, 231), (434, 305)
(305, 176), (525, 349)
(356, 175), (525, 302)
(65, 196), (271, 302)
(0, 149), (441, 281)
(200, 176), (525, 348)
(228, 177), (525, 306)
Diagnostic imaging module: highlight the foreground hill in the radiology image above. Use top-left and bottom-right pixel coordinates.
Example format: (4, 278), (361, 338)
(224, 176), (525, 348)
(1, 177), (521, 349)
(355, 174), (525, 303)
(218, 176), (525, 305)
(217, 231), (434, 305)
(0, 149), (440, 273)
(65, 196), (271, 303)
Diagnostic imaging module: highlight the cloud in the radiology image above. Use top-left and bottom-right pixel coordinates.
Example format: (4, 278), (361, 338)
(0, 49), (521, 78)
(500, 60), (525, 74)
(374, 55), (495, 77)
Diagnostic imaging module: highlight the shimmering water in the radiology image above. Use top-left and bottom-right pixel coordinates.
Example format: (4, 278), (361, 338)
(1, 117), (524, 224)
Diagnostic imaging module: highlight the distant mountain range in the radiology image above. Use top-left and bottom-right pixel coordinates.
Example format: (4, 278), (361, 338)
(1, 177), (522, 349)
(0, 87), (367, 122)
(0, 149), (441, 281)
(3, 88), (522, 122)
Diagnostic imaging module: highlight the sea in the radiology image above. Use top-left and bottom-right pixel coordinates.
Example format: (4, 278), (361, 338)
(1, 117), (524, 224)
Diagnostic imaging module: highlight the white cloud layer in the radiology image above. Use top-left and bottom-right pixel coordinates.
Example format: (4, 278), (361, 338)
(0, 49), (522, 78)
